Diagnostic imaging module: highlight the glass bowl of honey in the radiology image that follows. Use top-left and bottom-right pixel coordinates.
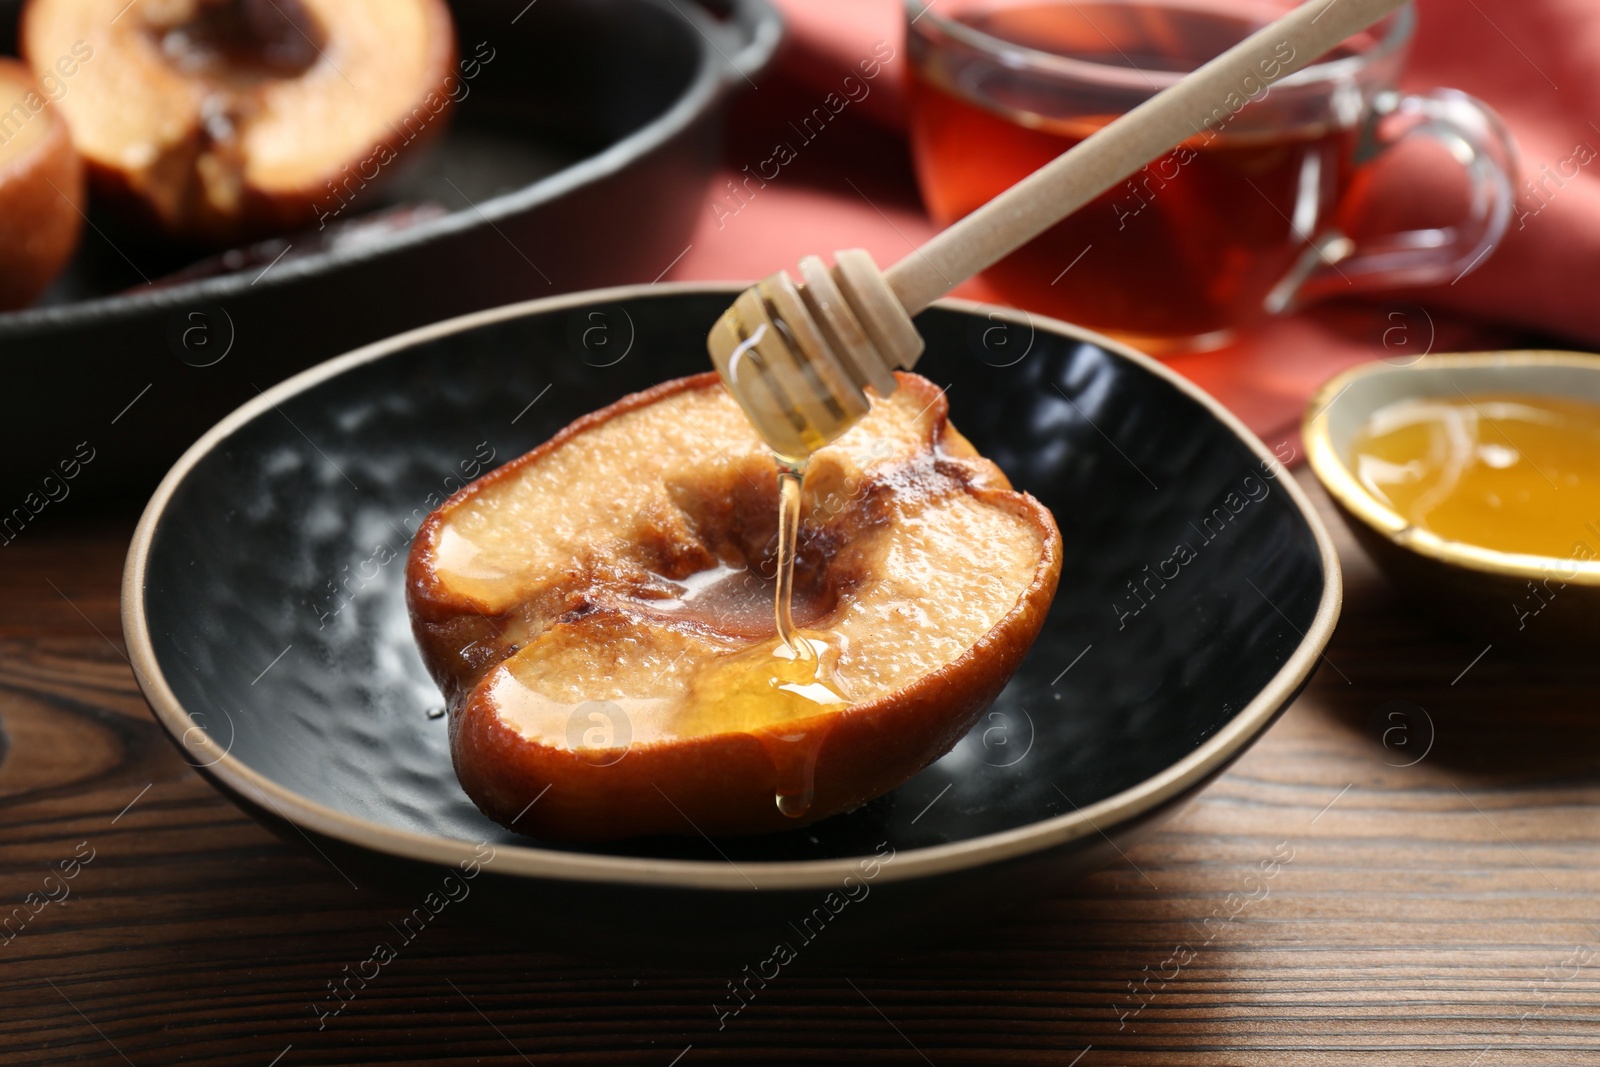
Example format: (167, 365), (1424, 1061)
(1304, 352), (1600, 649)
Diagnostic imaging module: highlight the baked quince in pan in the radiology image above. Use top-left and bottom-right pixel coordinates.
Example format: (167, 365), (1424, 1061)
(22, 0), (456, 242)
(0, 58), (84, 309)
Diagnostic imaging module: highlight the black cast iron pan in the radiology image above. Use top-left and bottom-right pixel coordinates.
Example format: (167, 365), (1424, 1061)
(0, 0), (779, 507)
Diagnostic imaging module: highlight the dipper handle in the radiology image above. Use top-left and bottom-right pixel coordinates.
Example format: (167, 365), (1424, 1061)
(710, 0), (1409, 458)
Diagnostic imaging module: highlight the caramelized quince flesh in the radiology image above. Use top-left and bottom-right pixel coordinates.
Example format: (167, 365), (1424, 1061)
(429, 376), (1047, 745)
(21, 0), (455, 241)
(409, 372), (1063, 838)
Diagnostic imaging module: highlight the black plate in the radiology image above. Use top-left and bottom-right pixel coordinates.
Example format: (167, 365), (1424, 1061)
(0, 0), (778, 505)
(124, 285), (1340, 956)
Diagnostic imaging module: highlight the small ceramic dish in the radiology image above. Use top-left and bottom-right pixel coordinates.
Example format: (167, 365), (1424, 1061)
(1305, 350), (1600, 650)
(123, 284), (1340, 956)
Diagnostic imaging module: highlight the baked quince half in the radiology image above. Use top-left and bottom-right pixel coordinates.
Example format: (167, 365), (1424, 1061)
(21, 0), (456, 243)
(407, 373), (1062, 841)
(0, 58), (84, 310)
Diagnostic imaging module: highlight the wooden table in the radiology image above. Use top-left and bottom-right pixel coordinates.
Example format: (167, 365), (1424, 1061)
(3, 471), (1597, 1066)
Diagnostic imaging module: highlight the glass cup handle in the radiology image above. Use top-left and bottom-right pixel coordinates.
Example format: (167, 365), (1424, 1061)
(1266, 88), (1519, 314)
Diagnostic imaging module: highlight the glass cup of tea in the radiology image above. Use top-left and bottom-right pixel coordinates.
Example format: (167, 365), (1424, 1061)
(906, 0), (1517, 353)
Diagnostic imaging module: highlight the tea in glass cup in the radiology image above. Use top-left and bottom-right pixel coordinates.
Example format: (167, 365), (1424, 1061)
(906, 0), (1517, 352)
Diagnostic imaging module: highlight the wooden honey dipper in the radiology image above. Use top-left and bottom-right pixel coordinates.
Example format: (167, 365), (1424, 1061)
(709, 0), (1407, 458)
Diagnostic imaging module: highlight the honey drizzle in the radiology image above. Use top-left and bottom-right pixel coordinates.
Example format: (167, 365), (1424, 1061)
(767, 452), (837, 820)
(765, 717), (839, 819)
(713, 304), (857, 818)
(660, 452), (850, 821)
(773, 454), (807, 649)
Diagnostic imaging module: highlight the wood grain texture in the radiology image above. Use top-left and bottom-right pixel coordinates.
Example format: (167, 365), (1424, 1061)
(2, 473), (1598, 1066)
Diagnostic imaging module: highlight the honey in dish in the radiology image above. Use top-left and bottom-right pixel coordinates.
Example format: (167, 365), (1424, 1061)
(1350, 392), (1600, 558)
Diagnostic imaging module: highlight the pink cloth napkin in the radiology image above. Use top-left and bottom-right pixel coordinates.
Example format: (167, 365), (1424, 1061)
(667, 0), (1596, 449)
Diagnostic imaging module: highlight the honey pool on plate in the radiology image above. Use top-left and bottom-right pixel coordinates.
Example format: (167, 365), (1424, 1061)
(1350, 392), (1600, 559)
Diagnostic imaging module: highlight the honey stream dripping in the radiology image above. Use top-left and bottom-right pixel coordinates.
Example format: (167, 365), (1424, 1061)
(675, 455), (850, 819)
(773, 456), (806, 648)
(770, 456), (841, 819)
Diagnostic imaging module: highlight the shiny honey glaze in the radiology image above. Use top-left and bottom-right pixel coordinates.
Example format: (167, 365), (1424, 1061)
(677, 454), (851, 819)
(1351, 393), (1600, 558)
(498, 452), (855, 819)
(676, 630), (850, 819)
